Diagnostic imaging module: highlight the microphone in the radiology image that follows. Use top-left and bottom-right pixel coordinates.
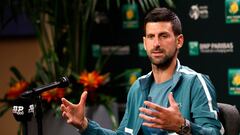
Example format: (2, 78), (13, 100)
(21, 76), (70, 97)
(12, 97), (34, 122)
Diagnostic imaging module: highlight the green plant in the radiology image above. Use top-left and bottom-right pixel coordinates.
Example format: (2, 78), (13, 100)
(0, 0), (175, 132)
(0, 0), (175, 77)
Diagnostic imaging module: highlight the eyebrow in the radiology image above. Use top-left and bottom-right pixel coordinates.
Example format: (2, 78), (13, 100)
(146, 31), (169, 37)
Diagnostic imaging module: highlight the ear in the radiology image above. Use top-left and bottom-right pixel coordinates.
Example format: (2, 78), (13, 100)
(176, 34), (184, 49)
(143, 36), (147, 50)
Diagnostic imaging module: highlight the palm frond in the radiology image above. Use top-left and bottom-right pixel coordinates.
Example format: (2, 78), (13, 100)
(10, 66), (26, 81)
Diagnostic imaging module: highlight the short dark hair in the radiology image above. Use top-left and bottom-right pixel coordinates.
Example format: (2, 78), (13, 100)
(144, 7), (182, 36)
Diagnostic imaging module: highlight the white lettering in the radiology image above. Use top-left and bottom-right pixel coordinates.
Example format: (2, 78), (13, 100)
(199, 42), (234, 53)
(125, 127), (133, 135)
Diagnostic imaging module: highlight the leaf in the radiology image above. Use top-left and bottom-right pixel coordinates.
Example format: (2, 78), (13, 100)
(116, 0), (120, 8)
(138, 0), (146, 13)
(35, 61), (50, 84)
(111, 70), (134, 82)
(143, 0), (150, 10)
(17, 123), (22, 135)
(0, 103), (10, 117)
(148, 0), (156, 7)
(9, 77), (17, 86)
(153, 0), (160, 7)
(95, 46), (122, 73)
(10, 66), (26, 81)
(165, 0), (175, 8)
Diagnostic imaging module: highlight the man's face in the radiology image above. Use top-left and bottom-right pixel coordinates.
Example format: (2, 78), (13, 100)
(143, 22), (183, 67)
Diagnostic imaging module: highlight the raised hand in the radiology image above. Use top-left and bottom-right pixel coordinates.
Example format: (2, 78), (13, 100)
(60, 91), (88, 131)
(139, 92), (184, 132)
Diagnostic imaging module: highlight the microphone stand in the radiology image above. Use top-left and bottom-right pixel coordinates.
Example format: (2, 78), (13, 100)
(22, 120), (28, 135)
(18, 77), (69, 135)
(31, 90), (43, 135)
(35, 95), (43, 135)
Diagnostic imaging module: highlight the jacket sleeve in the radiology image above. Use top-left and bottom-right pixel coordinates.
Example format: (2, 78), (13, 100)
(189, 74), (224, 135)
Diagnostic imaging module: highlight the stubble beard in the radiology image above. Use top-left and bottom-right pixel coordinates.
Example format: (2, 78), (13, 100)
(148, 48), (178, 69)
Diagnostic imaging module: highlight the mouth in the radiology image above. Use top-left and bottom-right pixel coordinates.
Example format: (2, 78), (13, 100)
(151, 50), (164, 57)
(152, 53), (163, 57)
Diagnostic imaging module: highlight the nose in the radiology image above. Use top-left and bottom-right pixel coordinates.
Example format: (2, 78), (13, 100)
(153, 37), (160, 47)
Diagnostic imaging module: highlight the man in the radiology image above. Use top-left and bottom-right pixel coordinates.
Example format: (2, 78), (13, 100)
(60, 7), (224, 135)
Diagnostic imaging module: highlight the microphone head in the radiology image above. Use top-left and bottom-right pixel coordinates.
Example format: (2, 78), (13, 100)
(58, 76), (70, 88)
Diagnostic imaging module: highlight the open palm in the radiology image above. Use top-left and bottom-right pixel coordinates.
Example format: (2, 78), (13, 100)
(60, 91), (88, 130)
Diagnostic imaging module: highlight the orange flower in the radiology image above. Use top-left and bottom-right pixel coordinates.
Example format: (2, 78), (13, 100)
(41, 91), (52, 102)
(6, 81), (29, 99)
(55, 88), (65, 99)
(79, 71), (108, 91)
(41, 88), (65, 102)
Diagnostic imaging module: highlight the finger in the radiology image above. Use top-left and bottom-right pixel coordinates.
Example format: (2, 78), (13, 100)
(61, 98), (73, 107)
(62, 112), (71, 122)
(79, 91), (88, 106)
(139, 113), (163, 124)
(60, 104), (67, 112)
(144, 101), (165, 112)
(62, 110), (73, 121)
(139, 107), (160, 118)
(62, 112), (68, 119)
(60, 103), (72, 113)
(142, 122), (162, 129)
(168, 92), (178, 109)
(67, 118), (73, 124)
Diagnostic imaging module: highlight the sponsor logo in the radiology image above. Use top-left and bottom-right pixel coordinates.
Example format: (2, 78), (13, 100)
(28, 104), (35, 113)
(122, 3), (139, 29)
(92, 44), (130, 57)
(189, 41), (200, 56)
(188, 41), (234, 55)
(228, 69), (240, 95)
(12, 106), (24, 115)
(225, 0), (240, 23)
(189, 4), (209, 20)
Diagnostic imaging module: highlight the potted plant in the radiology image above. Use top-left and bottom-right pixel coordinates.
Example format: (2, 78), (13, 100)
(0, 0), (175, 134)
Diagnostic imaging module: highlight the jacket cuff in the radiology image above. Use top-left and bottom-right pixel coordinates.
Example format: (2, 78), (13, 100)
(79, 120), (99, 135)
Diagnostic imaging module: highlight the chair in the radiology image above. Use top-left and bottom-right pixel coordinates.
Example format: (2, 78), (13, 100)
(217, 103), (240, 135)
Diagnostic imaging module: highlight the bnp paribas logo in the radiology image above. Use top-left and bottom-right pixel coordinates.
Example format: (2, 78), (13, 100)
(228, 69), (240, 95)
(188, 41), (200, 56)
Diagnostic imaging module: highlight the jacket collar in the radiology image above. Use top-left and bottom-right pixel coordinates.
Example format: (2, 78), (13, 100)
(139, 59), (182, 99)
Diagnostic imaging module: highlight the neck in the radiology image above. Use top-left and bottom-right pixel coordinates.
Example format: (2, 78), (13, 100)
(152, 58), (177, 84)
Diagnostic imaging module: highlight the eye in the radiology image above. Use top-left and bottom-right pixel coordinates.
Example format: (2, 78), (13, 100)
(146, 34), (155, 40)
(159, 33), (169, 39)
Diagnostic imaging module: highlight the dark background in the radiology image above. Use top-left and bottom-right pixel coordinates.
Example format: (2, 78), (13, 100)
(89, 0), (240, 110)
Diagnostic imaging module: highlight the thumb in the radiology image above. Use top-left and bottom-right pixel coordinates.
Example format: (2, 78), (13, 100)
(168, 92), (178, 108)
(79, 91), (88, 107)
